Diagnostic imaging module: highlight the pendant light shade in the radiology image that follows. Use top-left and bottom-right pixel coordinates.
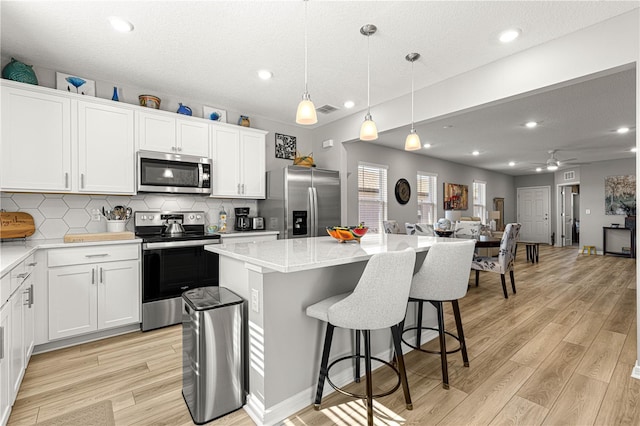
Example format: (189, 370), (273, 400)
(296, 0), (317, 125)
(360, 24), (378, 141)
(404, 52), (421, 151)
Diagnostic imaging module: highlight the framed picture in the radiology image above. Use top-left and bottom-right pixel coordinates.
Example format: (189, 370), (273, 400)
(56, 72), (95, 96)
(443, 182), (468, 210)
(275, 133), (296, 160)
(605, 175), (636, 215)
(203, 105), (227, 123)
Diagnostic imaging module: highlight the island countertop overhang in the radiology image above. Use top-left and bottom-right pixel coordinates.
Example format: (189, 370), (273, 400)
(205, 234), (447, 273)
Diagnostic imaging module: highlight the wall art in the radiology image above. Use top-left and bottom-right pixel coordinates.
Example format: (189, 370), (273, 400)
(203, 105), (227, 123)
(275, 133), (296, 160)
(56, 72), (95, 96)
(605, 174), (636, 215)
(443, 182), (468, 210)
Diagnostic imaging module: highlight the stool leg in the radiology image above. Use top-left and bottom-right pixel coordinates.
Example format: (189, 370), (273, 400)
(363, 330), (374, 426)
(416, 300), (424, 348)
(451, 300), (469, 367)
(314, 323), (334, 409)
(535, 245), (539, 263)
(475, 269), (480, 287)
(391, 324), (413, 410)
(435, 302), (449, 389)
(354, 330), (361, 383)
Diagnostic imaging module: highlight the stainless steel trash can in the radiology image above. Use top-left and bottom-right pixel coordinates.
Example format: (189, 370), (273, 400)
(182, 286), (245, 424)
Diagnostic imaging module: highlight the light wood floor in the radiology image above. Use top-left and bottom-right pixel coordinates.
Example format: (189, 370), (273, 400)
(8, 245), (639, 425)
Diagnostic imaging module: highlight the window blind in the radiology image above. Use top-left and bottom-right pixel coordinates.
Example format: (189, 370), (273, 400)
(417, 171), (437, 224)
(473, 180), (487, 222)
(358, 162), (388, 233)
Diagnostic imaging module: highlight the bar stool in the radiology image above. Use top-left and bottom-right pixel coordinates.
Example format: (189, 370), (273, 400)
(401, 240), (476, 389)
(306, 248), (416, 426)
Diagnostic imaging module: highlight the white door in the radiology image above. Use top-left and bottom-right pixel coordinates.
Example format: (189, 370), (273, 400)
(211, 126), (241, 197)
(78, 101), (135, 194)
(561, 186), (574, 246)
(240, 131), (265, 198)
(517, 186), (550, 243)
(48, 265), (98, 340)
(1, 86), (72, 192)
(177, 119), (209, 157)
(0, 303), (11, 425)
(137, 111), (176, 153)
(97, 260), (140, 329)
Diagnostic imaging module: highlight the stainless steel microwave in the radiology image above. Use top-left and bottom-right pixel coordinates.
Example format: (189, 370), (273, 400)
(137, 151), (211, 194)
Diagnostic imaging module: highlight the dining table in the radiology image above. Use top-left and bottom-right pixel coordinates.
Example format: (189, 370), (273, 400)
(451, 234), (502, 248)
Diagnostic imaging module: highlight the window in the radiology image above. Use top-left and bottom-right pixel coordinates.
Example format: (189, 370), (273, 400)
(358, 162), (388, 233)
(417, 171), (437, 224)
(473, 180), (487, 222)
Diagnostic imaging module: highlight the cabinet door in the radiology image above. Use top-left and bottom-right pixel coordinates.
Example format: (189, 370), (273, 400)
(9, 291), (24, 403)
(177, 119), (209, 157)
(97, 260), (140, 329)
(137, 111), (177, 153)
(78, 101), (135, 194)
(0, 303), (10, 425)
(240, 131), (266, 198)
(48, 265), (97, 340)
(1, 86), (72, 192)
(211, 126), (241, 197)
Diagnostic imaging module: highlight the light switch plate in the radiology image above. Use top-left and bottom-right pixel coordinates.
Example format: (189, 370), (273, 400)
(251, 289), (259, 313)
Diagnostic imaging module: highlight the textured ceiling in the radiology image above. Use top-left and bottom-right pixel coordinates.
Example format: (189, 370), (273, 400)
(1, 1), (638, 175)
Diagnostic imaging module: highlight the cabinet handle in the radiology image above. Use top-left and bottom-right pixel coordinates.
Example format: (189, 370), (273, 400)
(85, 254), (109, 258)
(242, 184), (245, 194)
(237, 183), (241, 194)
(65, 172), (69, 188)
(177, 147), (182, 152)
(81, 173), (85, 189)
(171, 146), (176, 151)
(29, 284), (34, 308)
(16, 272), (28, 279)
(92, 268), (95, 285)
(27, 262), (37, 267)
(0, 327), (3, 360)
(100, 267), (104, 284)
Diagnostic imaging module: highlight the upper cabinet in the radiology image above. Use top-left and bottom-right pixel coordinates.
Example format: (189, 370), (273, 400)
(1, 81), (136, 195)
(1, 85), (72, 192)
(211, 125), (267, 199)
(137, 110), (209, 157)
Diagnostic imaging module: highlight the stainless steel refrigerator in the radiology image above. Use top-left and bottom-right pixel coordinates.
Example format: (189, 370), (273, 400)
(258, 166), (340, 239)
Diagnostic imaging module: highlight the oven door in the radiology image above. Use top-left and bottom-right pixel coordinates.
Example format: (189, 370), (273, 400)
(142, 245), (219, 303)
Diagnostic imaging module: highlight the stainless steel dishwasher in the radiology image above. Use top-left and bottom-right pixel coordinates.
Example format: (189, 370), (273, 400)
(182, 287), (245, 424)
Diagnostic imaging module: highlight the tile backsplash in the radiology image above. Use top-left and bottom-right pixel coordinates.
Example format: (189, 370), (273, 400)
(0, 192), (256, 240)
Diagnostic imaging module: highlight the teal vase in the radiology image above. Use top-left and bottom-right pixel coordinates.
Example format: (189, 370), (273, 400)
(2, 57), (38, 85)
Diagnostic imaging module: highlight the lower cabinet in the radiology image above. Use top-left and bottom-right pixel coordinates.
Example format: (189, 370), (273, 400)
(48, 260), (139, 340)
(0, 303), (10, 426)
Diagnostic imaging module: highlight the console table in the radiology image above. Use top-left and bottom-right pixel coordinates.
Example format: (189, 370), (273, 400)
(603, 227), (635, 258)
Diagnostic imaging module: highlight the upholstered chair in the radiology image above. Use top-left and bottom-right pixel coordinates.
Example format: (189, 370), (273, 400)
(405, 222), (434, 236)
(306, 248), (416, 426)
(401, 240), (476, 389)
(453, 220), (481, 237)
(383, 220), (401, 234)
(471, 223), (521, 298)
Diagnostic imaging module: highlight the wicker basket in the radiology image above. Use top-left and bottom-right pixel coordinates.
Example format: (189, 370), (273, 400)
(293, 152), (314, 167)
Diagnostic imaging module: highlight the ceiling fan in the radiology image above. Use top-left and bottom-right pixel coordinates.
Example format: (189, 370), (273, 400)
(543, 150), (577, 171)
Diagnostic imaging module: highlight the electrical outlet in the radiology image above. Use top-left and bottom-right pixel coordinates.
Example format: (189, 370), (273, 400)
(586, 209), (591, 215)
(251, 289), (260, 313)
(91, 209), (102, 221)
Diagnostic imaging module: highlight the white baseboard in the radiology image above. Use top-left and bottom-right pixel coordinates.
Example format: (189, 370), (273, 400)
(244, 330), (437, 425)
(631, 361), (640, 380)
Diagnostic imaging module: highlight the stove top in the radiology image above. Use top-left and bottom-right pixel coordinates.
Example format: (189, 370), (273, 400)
(134, 211), (220, 244)
(138, 232), (220, 244)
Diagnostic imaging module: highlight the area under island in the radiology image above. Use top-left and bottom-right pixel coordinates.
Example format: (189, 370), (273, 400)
(205, 233), (451, 425)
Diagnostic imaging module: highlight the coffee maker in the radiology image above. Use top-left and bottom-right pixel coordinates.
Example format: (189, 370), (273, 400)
(234, 207), (251, 231)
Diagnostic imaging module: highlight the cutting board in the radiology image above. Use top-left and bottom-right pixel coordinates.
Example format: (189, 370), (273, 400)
(0, 212), (36, 239)
(63, 232), (136, 243)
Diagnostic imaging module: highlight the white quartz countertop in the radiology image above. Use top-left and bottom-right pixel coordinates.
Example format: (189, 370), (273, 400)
(0, 238), (141, 277)
(206, 234), (456, 273)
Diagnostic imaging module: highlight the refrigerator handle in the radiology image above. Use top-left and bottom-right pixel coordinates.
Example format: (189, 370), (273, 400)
(312, 187), (319, 237)
(308, 187), (315, 237)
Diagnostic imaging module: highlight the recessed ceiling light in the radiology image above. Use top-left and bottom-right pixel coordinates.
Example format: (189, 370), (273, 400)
(631, 147), (637, 153)
(508, 161), (516, 167)
(258, 70), (273, 80)
(499, 28), (521, 43)
(525, 121), (538, 128)
(343, 100), (355, 109)
(536, 167), (542, 172)
(472, 150), (480, 156)
(108, 16), (134, 33)
(423, 143), (431, 149)
(617, 127), (630, 134)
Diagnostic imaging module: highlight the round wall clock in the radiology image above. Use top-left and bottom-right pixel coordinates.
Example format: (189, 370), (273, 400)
(395, 178), (411, 205)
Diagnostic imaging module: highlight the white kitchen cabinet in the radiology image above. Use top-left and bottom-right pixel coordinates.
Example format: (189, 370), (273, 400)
(9, 289), (24, 404)
(47, 245), (140, 341)
(211, 124), (267, 198)
(0, 302), (10, 426)
(1, 84), (72, 192)
(78, 101), (135, 194)
(137, 110), (209, 157)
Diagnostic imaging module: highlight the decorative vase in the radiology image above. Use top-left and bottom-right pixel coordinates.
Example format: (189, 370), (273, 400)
(238, 115), (250, 127)
(2, 57), (38, 85)
(111, 86), (119, 101)
(177, 103), (192, 116)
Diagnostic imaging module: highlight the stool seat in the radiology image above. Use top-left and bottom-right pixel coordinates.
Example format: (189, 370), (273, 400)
(306, 292), (350, 322)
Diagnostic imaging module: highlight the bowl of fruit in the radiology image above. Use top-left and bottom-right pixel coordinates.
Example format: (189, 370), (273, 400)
(326, 225), (369, 243)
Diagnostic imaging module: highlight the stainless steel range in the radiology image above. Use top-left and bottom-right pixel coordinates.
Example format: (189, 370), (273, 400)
(135, 211), (221, 331)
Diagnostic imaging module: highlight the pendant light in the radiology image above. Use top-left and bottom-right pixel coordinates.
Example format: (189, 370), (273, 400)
(296, 0), (317, 125)
(404, 52), (421, 151)
(360, 24), (378, 141)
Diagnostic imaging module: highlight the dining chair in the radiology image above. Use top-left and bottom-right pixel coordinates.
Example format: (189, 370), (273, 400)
(453, 220), (481, 237)
(306, 248), (416, 425)
(401, 240), (476, 389)
(383, 220), (401, 234)
(405, 222), (434, 236)
(471, 223), (521, 298)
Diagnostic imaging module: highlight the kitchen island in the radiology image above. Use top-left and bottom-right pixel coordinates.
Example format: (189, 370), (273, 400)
(205, 233), (449, 425)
